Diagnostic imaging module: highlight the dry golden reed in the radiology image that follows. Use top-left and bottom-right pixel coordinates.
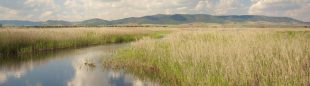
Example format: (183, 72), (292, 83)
(0, 27), (168, 56)
(107, 29), (310, 86)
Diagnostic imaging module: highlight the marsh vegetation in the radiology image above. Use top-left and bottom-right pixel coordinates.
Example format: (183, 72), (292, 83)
(0, 27), (169, 56)
(1, 27), (309, 86)
(105, 28), (310, 86)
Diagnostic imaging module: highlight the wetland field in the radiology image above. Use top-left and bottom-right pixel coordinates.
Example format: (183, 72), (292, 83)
(105, 27), (310, 86)
(0, 27), (309, 86)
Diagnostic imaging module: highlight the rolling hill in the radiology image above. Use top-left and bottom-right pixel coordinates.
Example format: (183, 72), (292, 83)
(111, 14), (304, 25)
(0, 14), (308, 26)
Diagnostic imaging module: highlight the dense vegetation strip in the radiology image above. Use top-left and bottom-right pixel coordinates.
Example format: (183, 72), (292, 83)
(0, 27), (169, 56)
(105, 30), (310, 86)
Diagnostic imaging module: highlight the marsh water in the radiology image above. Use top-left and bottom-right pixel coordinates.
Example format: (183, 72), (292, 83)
(0, 44), (157, 86)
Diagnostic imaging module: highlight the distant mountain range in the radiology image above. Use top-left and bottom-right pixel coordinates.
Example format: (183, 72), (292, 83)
(0, 14), (309, 26)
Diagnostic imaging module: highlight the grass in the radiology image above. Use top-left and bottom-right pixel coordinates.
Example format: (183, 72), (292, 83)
(105, 28), (310, 86)
(0, 27), (170, 56)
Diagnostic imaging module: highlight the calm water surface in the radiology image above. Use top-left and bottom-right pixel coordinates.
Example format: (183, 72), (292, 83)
(0, 44), (157, 86)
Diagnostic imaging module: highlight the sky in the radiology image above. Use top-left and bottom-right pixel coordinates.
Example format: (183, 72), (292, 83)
(0, 0), (309, 22)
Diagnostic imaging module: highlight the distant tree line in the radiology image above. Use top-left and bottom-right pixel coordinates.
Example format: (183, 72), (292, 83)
(0, 23), (2, 27)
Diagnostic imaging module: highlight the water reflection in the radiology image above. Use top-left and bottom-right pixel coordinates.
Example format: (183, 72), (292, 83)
(0, 44), (158, 86)
(0, 72), (6, 84)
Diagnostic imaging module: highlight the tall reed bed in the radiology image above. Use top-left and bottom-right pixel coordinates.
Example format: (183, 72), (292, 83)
(0, 27), (168, 56)
(105, 29), (310, 86)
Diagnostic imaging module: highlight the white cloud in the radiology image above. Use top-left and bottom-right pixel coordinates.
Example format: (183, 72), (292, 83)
(40, 11), (53, 18)
(0, 0), (309, 21)
(215, 0), (239, 14)
(25, 0), (52, 6)
(193, 0), (250, 15)
(249, 0), (310, 21)
(195, 1), (206, 11)
(0, 6), (18, 20)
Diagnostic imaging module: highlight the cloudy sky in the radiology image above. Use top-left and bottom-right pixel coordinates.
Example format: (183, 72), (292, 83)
(0, 0), (309, 21)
